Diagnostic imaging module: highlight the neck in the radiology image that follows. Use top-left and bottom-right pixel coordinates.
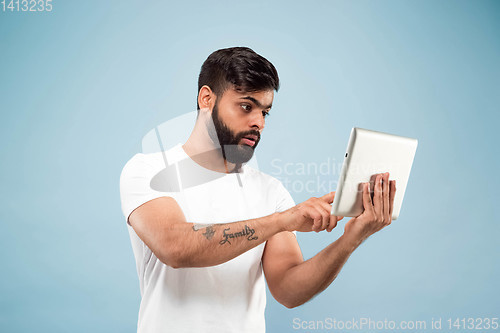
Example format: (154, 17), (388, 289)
(182, 112), (240, 174)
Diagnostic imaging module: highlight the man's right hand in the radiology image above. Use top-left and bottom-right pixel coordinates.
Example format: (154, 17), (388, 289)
(278, 191), (344, 233)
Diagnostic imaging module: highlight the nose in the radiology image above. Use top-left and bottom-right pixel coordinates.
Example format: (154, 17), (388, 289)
(249, 111), (265, 131)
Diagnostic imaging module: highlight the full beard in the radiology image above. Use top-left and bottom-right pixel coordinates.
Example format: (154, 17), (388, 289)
(210, 102), (260, 164)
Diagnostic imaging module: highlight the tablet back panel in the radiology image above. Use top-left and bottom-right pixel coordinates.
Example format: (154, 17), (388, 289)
(331, 128), (418, 220)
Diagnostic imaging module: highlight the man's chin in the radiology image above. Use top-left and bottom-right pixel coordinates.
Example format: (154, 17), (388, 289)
(223, 144), (255, 164)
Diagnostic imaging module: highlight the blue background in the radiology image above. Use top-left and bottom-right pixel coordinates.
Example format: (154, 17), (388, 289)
(1, 0), (498, 332)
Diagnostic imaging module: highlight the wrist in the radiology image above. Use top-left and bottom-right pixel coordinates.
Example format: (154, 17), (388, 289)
(339, 231), (364, 252)
(273, 211), (289, 233)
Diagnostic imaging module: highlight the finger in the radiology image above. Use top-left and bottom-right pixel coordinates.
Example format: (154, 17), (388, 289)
(315, 196), (335, 231)
(320, 191), (335, 204)
(389, 180), (397, 219)
(383, 172), (390, 222)
(309, 199), (332, 231)
(369, 174), (377, 201)
(317, 198), (335, 216)
(327, 216), (338, 232)
(327, 215), (343, 232)
(321, 213), (330, 231)
(372, 174), (383, 216)
(319, 205), (331, 231)
(309, 208), (323, 232)
(312, 212), (321, 232)
(361, 182), (374, 216)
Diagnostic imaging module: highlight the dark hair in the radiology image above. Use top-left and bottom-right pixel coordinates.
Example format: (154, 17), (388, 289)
(197, 47), (280, 109)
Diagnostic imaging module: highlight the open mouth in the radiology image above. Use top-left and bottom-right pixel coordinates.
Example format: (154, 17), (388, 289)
(241, 134), (258, 147)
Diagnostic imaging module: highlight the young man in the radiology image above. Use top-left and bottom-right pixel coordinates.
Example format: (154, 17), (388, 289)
(120, 47), (396, 333)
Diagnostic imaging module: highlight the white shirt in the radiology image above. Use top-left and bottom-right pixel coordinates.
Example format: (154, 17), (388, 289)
(120, 144), (295, 333)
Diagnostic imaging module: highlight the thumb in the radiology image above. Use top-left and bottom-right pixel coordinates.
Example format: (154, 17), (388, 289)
(320, 191), (336, 204)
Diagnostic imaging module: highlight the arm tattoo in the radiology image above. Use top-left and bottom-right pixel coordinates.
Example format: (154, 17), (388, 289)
(192, 223), (216, 240)
(192, 223), (213, 231)
(219, 225), (258, 245)
(202, 226), (215, 240)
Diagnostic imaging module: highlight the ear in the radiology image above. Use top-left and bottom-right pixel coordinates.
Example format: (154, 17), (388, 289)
(198, 85), (216, 112)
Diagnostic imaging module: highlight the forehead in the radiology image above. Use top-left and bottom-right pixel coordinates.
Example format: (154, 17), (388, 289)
(221, 88), (274, 107)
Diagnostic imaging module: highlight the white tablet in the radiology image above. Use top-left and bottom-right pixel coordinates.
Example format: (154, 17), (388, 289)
(331, 127), (418, 220)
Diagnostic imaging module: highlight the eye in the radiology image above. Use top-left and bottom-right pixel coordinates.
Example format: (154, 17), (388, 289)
(262, 110), (270, 118)
(241, 104), (252, 112)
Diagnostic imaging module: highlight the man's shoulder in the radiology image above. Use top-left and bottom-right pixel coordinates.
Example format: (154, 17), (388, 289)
(121, 144), (184, 173)
(122, 151), (164, 173)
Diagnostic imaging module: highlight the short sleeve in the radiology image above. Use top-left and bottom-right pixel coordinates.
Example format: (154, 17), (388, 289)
(119, 154), (170, 225)
(274, 179), (296, 213)
(273, 179), (297, 236)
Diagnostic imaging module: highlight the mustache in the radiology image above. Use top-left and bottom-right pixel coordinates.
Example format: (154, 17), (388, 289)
(237, 130), (261, 141)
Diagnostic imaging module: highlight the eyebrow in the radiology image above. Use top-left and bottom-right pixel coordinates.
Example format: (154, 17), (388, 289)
(240, 96), (273, 110)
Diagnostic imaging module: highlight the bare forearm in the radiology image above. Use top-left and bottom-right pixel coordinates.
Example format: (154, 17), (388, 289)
(278, 235), (358, 308)
(159, 213), (284, 268)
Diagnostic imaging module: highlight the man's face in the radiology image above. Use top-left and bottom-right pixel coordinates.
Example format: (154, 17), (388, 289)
(210, 88), (274, 164)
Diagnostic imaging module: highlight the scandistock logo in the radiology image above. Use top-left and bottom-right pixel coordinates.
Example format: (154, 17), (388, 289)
(140, 110), (346, 199)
